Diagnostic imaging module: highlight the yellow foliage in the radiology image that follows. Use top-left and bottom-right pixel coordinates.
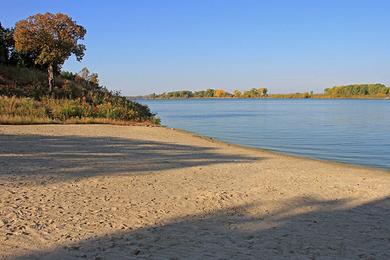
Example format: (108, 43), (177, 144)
(14, 13), (86, 66)
(214, 89), (226, 97)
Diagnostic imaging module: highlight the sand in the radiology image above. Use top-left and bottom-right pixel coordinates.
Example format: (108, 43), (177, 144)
(0, 124), (389, 259)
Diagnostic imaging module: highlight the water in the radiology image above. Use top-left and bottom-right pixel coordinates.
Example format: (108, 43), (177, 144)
(139, 99), (390, 169)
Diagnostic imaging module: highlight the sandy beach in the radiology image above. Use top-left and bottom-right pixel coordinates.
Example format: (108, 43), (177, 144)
(0, 124), (389, 259)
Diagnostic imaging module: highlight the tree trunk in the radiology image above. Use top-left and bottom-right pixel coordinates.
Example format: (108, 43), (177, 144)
(48, 64), (54, 94)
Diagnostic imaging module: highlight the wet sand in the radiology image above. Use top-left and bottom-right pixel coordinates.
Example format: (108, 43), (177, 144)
(0, 125), (389, 259)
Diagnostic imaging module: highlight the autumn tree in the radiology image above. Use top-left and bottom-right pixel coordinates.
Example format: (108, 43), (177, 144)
(14, 13), (86, 93)
(258, 88), (268, 97)
(214, 89), (226, 98)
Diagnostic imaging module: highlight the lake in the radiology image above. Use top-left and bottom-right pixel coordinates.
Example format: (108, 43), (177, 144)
(139, 99), (390, 170)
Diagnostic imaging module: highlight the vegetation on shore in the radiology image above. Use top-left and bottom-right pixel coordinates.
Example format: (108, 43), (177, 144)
(323, 84), (390, 98)
(0, 96), (159, 125)
(0, 65), (158, 125)
(0, 14), (159, 125)
(140, 88), (268, 99)
(139, 84), (390, 100)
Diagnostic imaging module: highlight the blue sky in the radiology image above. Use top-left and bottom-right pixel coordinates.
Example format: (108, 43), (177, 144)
(2, 0), (390, 95)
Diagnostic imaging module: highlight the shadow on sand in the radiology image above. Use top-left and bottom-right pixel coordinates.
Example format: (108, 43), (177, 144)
(2, 134), (389, 258)
(0, 134), (260, 183)
(17, 196), (390, 259)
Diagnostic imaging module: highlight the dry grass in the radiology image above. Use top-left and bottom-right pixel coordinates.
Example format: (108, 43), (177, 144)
(0, 115), (53, 125)
(0, 96), (159, 126)
(0, 115), (157, 126)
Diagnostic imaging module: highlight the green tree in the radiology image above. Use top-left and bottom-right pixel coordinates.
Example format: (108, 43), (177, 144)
(243, 88), (260, 98)
(324, 84), (389, 97)
(205, 89), (215, 97)
(0, 22), (14, 64)
(232, 89), (242, 98)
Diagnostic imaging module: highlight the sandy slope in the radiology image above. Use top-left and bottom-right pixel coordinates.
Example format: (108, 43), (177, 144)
(0, 125), (389, 259)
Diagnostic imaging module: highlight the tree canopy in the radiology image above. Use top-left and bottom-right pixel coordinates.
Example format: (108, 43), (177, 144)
(324, 84), (390, 97)
(14, 13), (86, 92)
(140, 88), (269, 99)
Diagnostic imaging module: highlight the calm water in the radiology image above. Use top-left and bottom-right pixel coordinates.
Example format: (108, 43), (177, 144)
(139, 99), (390, 170)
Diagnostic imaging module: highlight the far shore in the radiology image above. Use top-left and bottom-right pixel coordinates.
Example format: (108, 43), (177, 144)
(132, 96), (390, 100)
(0, 124), (389, 259)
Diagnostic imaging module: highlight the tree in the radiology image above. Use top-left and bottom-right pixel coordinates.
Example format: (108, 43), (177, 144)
(0, 22), (14, 64)
(243, 88), (259, 98)
(205, 89), (215, 97)
(14, 13), (86, 93)
(214, 89), (227, 98)
(233, 89), (242, 98)
(0, 23), (44, 69)
(0, 23), (8, 63)
(324, 84), (389, 97)
(258, 88), (268, 97)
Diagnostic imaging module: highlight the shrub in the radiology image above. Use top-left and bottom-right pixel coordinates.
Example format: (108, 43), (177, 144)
(0, 96), (47, 118)
(48, 99), (84, 120)
(0, 65), (158, 125)
(0, 96), (159, 124)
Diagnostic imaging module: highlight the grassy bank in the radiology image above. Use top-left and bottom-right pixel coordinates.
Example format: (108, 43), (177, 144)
(0, 65), (160, 125)
(0, 96), (160, 125)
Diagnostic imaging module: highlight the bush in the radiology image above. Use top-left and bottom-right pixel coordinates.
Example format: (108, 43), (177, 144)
(0, 65), (159, 125)
(48, 99), (84, 120)
(0, 96), (158, 124)
(0, 96), (47, 118)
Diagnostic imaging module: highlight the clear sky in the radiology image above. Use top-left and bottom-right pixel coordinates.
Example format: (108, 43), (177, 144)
(1, 0), (390, 95)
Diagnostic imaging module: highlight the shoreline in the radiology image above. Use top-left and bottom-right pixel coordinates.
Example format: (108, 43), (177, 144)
(170, 127), (390, 172)
(1, 123), (389, 172)
(133, 97), (390, 101)
(2, 123), (389, 171)
(1, 124), (389, 258)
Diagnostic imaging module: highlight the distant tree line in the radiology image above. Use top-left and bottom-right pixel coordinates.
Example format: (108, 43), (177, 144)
(143, 88), (268, 99)
(267, 92), (314, 99)
(324, 84), (390, 97)
(140, 84), (390, 100)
